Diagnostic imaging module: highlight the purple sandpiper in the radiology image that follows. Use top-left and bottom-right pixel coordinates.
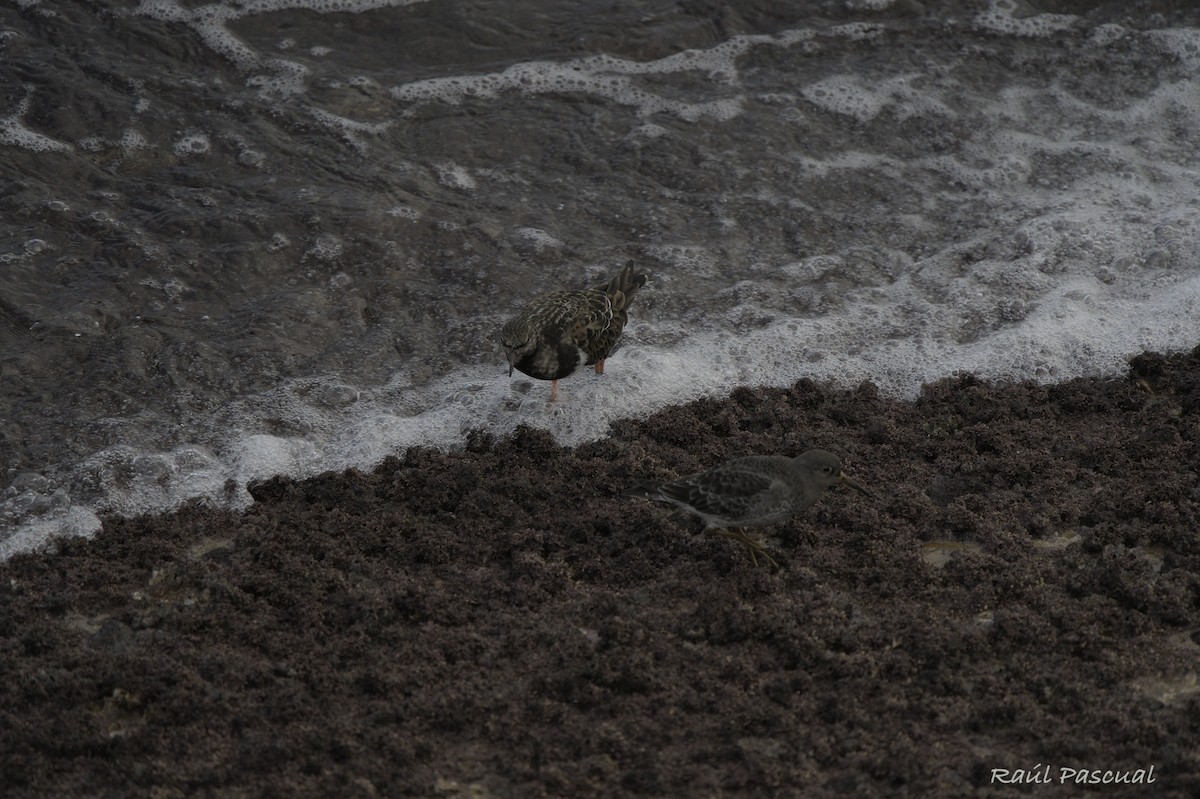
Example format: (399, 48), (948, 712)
(626, 449), (871, 567)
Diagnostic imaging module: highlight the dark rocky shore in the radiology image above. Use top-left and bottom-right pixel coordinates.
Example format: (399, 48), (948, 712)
(3, 349), (1199, 797)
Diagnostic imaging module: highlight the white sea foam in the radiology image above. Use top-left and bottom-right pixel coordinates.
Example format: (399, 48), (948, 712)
(845, 0), (896, 10)
(0, 508), (102, 562)
(131, 0), (430, 102)
(433, 162), (477, 190)
(389, 30), (814, 122)
(5, 237), (1195, 560)
(512, 228), (565, 253)
(974, 0), (1078, 38)
(0, 90), (73, 153)
(172, 133), (211, 156)
(801, 73), (954, 123)
(1146, 28), (1200, 71)
(308, 108), (392, 152)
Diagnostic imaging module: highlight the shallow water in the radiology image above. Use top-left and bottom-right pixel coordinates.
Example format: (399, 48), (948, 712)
(3, 0), (1200, 557)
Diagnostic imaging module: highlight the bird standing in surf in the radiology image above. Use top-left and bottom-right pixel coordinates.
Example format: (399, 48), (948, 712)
(625, 449), (871, 568)
(501, 260), (649, 402)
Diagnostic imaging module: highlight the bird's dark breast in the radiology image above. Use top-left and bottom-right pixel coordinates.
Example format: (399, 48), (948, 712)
(512, 331), (583, 380)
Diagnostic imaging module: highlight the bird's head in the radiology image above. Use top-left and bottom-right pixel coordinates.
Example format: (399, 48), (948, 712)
(500, 320), (536, 376)
(794, 449), (872, 496)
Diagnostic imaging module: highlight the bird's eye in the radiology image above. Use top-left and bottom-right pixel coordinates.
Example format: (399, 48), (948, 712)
(821, 466), (833, 474)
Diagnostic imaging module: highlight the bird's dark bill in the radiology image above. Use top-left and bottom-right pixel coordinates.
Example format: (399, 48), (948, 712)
(839, 472), (873, 497)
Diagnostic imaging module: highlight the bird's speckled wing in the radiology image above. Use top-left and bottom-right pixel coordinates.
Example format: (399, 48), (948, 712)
(580, 260), (647, 364)
(507, 290), (598, 336)
(657, 465), (778, 522)
(571, 290), (621, 364)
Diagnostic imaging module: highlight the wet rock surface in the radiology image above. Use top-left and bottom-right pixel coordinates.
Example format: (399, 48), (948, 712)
(3, 349), (1199, 796)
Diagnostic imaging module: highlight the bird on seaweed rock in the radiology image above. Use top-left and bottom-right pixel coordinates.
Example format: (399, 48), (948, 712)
(624, 449), (871, 568)
(500, 260), (649, 402)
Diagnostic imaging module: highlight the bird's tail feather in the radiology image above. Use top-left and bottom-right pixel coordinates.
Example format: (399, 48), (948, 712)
(622, 478), (663, 500)
(596, 260), (649, 309)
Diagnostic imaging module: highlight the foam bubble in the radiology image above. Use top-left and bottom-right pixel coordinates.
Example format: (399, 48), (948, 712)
(0, 237), (56, 265)
(511, 227), (564, 254)
(802, 75), (887, 123)
(133, 0), (431, 72)
(120, 129), (151, 149)
(246, 59), (310, 98)
(0, 90), (72, 152)
(231, 434), (324, 489)
(238, 149), (265, 167)
(0, 508), (102, 561)
(1088, 24), (1129, 48)
(800, 73), (953, 123)
(307, 107), (391, 152)
(973, 0), (1078, 38)
(643, 244), (721, 279)
(1146, 29), (1200, 73)
(433, 162), (477, 190)
(844, 0), (895, 8)
(387, 204), (420, 220)
(306, 235), (344, 261)
(829, 23), (885, 42)
(172, 133), (211, 156)
(390, 30), (814, 122)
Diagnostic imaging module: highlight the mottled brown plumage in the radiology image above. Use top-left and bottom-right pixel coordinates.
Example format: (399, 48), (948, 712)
(501, 261), (649, 401)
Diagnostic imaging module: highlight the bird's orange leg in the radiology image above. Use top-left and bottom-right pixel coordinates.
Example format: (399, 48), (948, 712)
(713, 528), (778, 569)
(594, 358), (605, 375)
